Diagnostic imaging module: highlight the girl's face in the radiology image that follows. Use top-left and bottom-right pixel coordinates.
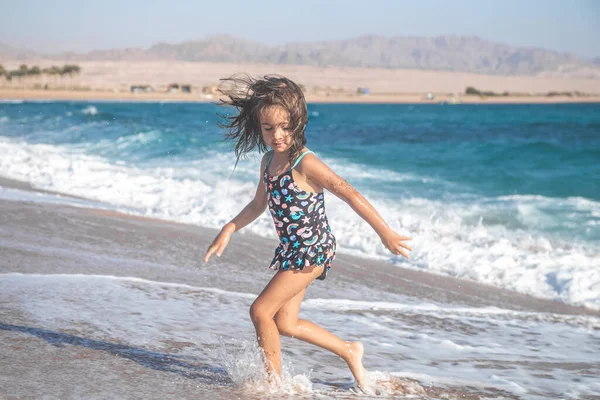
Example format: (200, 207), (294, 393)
(260, 106), (293, 153)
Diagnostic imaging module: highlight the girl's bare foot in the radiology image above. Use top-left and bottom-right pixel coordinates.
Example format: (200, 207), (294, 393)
(267, 370), (281, 388)
(343, 341), (365, 388)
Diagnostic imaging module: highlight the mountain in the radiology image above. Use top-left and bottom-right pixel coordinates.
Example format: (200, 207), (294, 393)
(1, 35), (598, 77)
(270, 35), (584, 75)
(0, 42), (39, 60)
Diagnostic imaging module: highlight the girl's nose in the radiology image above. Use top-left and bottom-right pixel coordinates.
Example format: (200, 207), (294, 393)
(273, 127), (286, 139)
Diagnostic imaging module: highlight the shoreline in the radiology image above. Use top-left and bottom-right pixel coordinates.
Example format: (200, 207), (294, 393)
(1, 175), (598, 317)
(2, 88), (600, 104)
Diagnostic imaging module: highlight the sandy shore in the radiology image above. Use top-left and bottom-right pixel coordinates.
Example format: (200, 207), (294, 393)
(1, 177), (599, 399)
(2, 60), (600, 104)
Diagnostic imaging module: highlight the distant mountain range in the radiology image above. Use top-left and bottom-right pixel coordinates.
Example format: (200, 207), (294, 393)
(2, 34), (599, 77)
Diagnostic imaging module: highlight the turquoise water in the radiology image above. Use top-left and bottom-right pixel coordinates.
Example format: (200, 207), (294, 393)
(1, 101), (599, 308)
(310, 103), (600, 201)
(2, 102), (598, 200)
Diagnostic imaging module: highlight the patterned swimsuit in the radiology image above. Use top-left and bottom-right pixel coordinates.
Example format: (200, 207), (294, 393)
(264, 150), (336, 280)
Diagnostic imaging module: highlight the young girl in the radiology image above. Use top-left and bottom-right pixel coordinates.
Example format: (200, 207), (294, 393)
(204, 75), (412, 389)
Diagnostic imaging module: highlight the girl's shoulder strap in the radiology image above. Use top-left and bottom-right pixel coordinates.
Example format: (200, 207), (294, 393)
(265, 150), (275, 168)
(291, 150), (315, 169)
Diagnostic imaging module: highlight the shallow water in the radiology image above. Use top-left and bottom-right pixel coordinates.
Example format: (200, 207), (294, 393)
(2, 266), (599, 399)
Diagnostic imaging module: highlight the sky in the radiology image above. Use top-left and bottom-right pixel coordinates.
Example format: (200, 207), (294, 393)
(1, 0), (599, 59)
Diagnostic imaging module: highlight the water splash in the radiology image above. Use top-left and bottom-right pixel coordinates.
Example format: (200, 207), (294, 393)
(217, 337), (313, 396)
(359, 370), (426, 397)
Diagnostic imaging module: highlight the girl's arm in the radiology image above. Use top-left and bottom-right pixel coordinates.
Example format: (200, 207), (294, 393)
(204, 152), (270, 262)
(298, 154), (412, 258)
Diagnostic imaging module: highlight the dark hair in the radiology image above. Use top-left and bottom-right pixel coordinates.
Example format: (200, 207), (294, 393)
(218, 74), (308, 167)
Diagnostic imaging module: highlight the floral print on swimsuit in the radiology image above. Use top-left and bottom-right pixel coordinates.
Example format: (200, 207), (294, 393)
(264, 151), (336, 280)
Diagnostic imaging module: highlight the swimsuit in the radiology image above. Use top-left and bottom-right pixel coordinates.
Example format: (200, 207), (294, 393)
(264, 150), (336, 280)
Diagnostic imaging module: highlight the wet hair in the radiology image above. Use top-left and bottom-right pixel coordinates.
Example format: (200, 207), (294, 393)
(218, 74), (308, 168)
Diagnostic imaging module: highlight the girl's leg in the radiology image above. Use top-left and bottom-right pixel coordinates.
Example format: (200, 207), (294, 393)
(249, 265), (325, 380)
(274, 285), (365, 387)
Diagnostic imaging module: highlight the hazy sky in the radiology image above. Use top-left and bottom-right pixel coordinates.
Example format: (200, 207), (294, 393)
(1, 0), (599, 58)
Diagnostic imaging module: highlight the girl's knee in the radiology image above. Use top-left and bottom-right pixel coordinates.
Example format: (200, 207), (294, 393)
(249, 301), (259, 322)
(249, 300), (270, 324)
(274, 316), (297, 337)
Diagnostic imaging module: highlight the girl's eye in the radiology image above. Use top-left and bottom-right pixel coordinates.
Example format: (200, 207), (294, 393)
(264, 127), (273, 131)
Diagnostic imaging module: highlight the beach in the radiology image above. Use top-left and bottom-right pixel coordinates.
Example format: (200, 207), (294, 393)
(1, 99), (599, 399)
(2, 60), (600, 104)
(1, 176), (599, 399)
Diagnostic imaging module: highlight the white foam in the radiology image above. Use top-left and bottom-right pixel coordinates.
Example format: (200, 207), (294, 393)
(81, 105), (98, 115)
(4, 273), (597, 327)
(0, 273), (256, 300)
(324, 157), (437, 184)
(325, 191), (600, 310)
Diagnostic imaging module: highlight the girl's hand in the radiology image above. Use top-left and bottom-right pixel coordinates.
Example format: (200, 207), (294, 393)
(204, 223), (235, 263)
(380, 229), (412, 259)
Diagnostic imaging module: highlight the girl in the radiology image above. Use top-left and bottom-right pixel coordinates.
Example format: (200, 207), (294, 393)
(204, 75), (412, 389)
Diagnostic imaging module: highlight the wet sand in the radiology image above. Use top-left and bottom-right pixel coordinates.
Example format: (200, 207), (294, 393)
(1, 177), (598, 399)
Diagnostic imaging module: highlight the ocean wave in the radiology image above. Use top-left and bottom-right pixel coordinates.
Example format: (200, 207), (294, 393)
(114, 130), (163, 150)
(324, 157), (440, 184)
(497, 194), (600, 210)
(82, 106), (99, 115)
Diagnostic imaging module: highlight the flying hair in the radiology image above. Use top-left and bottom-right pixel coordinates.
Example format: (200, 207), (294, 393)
(217, 74), (308, 169)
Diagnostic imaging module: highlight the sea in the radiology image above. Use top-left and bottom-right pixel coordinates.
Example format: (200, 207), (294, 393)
(0, 100), (599, 399)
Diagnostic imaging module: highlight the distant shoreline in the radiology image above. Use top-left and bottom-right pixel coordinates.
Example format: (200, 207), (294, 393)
(2, 89), (600, 104)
